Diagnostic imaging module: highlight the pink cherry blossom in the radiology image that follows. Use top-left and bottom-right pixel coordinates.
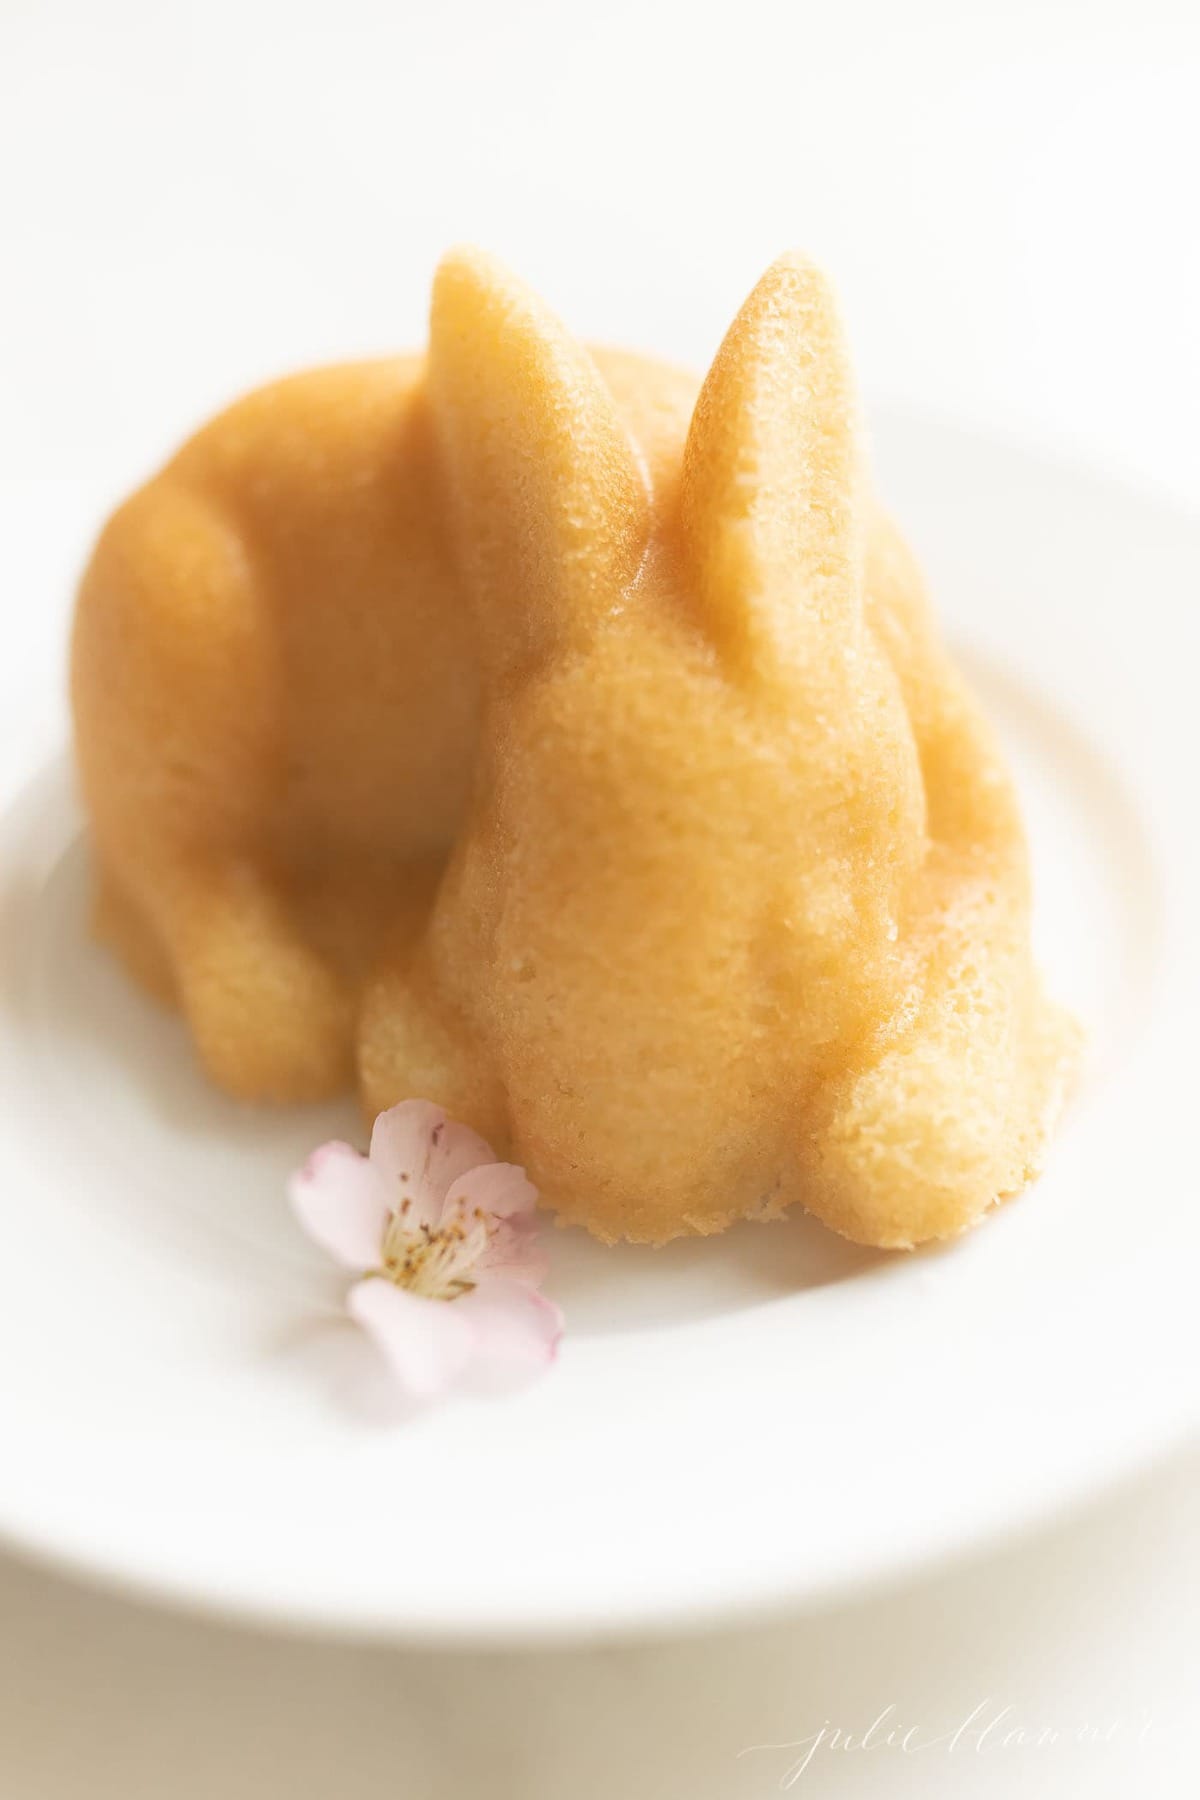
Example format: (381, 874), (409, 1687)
(289, 1100), (562, 1400)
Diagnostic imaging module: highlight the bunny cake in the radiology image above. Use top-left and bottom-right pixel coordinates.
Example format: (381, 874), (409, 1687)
(72, 248), (1078, 1250)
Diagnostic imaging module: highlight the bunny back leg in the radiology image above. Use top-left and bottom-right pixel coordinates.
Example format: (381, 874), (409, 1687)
(159, 860), (354, 1103)
(73, 477), (354, 1102)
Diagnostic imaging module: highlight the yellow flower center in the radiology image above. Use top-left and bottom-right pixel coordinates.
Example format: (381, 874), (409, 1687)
(379, 1196), (490, 1301)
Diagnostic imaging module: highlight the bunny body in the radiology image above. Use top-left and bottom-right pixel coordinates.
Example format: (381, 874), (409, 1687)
(73, 248), (1077, 1245)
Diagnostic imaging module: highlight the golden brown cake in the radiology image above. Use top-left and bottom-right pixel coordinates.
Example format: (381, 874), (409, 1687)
(72, 247), (1078, 1248)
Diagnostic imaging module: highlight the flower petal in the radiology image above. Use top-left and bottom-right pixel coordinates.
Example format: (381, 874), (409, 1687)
(476, 1214), (550, 1287)
(348, 1278), (475, 1399)
(369, 1100), (495, 1223)
(447, 1160), (538, 1222)
(289, 1142), (391, 1271)
(455, 1279), (563, 1391)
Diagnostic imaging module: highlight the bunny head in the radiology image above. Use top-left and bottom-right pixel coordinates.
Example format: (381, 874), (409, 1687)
(357, 250), (1076, 1248)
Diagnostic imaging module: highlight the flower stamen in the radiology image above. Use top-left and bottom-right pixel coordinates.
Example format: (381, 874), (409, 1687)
(378, 1193), (491, 1301)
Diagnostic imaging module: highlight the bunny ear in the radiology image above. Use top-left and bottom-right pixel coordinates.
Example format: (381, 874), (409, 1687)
(681, 253), (867, 686)
(428, 248), (650, 675)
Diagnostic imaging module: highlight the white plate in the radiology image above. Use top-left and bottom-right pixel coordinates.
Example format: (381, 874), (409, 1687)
(0, 412), (1196, 1646)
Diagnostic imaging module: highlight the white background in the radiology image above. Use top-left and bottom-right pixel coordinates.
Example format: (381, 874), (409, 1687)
(1, 1), (1197, 1794)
